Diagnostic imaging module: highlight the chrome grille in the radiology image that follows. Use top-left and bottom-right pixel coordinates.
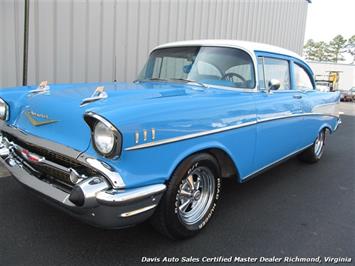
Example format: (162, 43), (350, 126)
(3, 132), (97, 189)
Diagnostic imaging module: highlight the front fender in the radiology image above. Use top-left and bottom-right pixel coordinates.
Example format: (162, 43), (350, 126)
(101, 122), (256, 188)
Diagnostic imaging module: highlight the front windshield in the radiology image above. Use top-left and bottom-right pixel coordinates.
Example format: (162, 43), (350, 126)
(137, 46), (255, 89)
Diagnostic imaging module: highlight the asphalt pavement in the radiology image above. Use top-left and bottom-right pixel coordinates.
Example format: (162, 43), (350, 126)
(0, 109), (354, 266)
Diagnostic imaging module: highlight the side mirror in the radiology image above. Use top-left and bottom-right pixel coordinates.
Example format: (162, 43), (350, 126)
(268, 79), (281, 91)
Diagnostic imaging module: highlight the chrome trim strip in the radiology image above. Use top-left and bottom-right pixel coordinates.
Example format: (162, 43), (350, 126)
(125, 121), (257, 151)
(257, 112), (339, 123)
(120, 204), (157, 218)
(242, 143), (314, 181)
(96, 183), (167, 206)
(333, 117), (342, 132)
(125, 113), (338, 151)
(84, 112), (119, 132)
(0, 121), (82, 158)
(10, 141), (71, 173)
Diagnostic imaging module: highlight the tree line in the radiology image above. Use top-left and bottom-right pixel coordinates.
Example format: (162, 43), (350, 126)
(303, 35), (355, 63)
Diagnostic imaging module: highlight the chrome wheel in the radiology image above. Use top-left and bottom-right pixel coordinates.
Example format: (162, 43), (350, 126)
(314, 131), (325, 157)
(176, 166), (216, 226)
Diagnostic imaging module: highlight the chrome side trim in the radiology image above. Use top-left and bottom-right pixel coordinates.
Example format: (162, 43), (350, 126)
(242, 142), (314, 181)
(125, 120), (257, 151)
(257, 112), (339, 123)
(96, 183), (167, 206)
(125, 113), (338, 151)
(120, 204), (157, 218)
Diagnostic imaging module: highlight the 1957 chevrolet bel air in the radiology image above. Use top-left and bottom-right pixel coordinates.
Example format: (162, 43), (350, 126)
(0, 40), (341, 239)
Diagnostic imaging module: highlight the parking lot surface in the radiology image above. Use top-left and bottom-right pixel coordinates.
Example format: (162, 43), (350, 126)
(0, 104), (354, 266)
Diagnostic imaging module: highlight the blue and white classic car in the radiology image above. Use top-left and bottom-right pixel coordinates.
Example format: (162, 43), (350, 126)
(0, 40), (341, 239)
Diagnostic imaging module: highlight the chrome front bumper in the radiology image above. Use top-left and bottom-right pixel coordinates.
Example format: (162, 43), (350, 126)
(0, 129), (166, 228)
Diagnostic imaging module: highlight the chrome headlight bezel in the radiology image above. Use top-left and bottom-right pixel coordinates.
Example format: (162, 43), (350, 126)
(84, 113), (122, 159)
(0, 98), (9, 121)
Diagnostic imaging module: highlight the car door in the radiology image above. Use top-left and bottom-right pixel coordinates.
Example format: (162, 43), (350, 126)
(252, 56), (305, 171)
(293, 61), (340, 145)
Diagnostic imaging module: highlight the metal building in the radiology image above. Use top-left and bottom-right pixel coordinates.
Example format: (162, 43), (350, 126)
(0, 0), (309, 88)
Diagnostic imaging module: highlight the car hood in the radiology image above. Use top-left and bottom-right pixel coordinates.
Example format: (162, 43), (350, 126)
(8, 82), (208, 152)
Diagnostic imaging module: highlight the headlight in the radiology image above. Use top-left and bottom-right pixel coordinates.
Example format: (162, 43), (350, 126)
(85, 113), (122, 158)
(0, 98), (9, 120)
(93, 121), (115, 155)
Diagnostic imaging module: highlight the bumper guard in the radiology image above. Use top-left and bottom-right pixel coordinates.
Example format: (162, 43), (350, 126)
(0, 132), (166, 228)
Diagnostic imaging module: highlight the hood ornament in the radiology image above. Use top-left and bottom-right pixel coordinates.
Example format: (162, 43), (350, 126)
(25, 111), (58, 127)
(80, 86), (108, 107)
(28, 80), (50, 96)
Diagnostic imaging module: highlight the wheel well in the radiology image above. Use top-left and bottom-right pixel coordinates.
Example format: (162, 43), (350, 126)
(204, 148), (239, 179)
(321, 125), (332, 134)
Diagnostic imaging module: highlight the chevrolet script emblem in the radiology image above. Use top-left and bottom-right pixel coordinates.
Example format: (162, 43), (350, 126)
(25, 111), (58, 127)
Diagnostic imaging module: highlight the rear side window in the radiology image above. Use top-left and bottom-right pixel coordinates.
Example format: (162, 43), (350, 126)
(262, 58), (290, 90)
(294, 63), (314, 90)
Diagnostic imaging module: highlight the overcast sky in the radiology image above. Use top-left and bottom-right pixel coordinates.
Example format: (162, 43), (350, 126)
(305, 0), (355, 42)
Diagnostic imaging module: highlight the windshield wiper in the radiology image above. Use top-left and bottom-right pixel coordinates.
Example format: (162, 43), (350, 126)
(134, 78), (207, 88)
(169, 78), (207, 88)
(134, 78), (168, 83)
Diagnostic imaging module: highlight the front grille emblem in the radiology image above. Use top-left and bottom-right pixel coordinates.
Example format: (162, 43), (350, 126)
(25, 111), (58, 127)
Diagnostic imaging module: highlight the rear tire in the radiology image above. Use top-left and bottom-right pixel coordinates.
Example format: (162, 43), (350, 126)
(298, 129), (326, 163)
(151, 153), (221, 239)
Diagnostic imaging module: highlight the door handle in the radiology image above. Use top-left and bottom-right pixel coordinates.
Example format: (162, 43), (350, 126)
(293, 95), (302, 99)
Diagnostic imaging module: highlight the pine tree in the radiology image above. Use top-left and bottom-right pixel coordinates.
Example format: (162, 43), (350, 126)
(345, 35), (355, 64)
(327, 35), (347, 63)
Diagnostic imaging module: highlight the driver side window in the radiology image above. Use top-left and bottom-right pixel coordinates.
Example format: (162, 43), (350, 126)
(225, 65), (253, 83)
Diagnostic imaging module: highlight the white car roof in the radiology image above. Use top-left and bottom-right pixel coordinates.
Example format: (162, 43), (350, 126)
(154, 39), (304, 61)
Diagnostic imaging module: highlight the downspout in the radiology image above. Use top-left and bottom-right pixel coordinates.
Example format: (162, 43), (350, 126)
(22, 0), (30, 86)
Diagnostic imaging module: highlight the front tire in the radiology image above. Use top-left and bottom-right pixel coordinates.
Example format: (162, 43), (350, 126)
(151, 153), (221, 239)
(298, 129), (326, 163)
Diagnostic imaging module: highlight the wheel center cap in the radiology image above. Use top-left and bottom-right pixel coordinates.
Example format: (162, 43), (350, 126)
(193, 190), (201, 201)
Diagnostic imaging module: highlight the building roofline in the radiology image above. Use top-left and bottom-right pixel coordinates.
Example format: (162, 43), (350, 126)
(307, 61), (355, 66)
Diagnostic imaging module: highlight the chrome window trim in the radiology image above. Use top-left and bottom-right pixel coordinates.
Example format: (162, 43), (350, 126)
(125, 113), (339, 151)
